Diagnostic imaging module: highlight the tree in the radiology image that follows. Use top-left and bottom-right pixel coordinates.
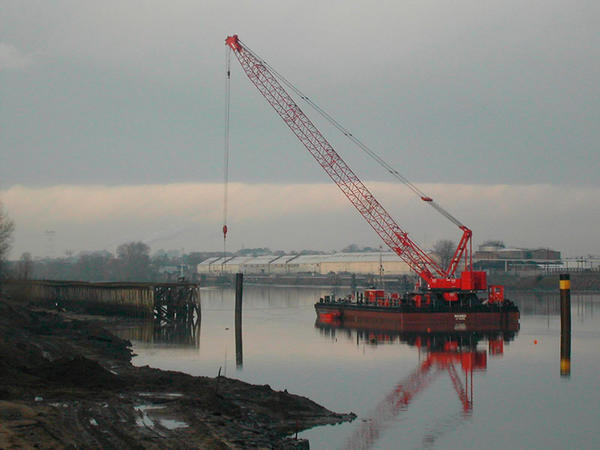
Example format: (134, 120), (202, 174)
(481, 240), (505, 248)
(341, 244), (379, 253)
(236, 247), (271, 256)
(75, 252), (113, 281)
(116, 241), (152, 281)
(16, 252), (33, 280)
(0, 203), (15, 280)
(342, 243), (360, 253)
(184, 252), (223, 267)
(433, 239), (456, 270)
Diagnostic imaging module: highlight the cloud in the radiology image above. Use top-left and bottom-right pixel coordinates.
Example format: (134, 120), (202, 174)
(2, 182), (598, 258)
(0, 43), (33, 70)
(1, 1), (599, 188)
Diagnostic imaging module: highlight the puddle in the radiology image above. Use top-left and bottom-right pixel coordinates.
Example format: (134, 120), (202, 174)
(134, 404), (164, 428)
(134, 404), (186, 431)
(159, 418), (189, 430)
(138, 392), (183, 398)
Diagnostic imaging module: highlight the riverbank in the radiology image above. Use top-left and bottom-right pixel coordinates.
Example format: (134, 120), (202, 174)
(490, 271), (600, 292)
(0, 296), (354, 449)
(201, 271), (600, 293)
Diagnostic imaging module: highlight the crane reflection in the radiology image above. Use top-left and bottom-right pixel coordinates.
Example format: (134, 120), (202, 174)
(315, 315), (519, 450)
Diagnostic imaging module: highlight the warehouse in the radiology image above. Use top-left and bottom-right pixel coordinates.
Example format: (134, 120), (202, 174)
(197, 252), (412, 276)
(473, 243), (562, 271)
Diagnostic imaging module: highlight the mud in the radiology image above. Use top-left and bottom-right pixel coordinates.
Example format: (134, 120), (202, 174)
(0, 297), (354, 448)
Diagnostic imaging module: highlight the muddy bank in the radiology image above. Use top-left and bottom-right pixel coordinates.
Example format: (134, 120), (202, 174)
(0, 297), (354, 449)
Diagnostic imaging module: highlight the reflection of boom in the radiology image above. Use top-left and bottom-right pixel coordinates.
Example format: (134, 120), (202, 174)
(225, 34), (503, 304)
(342, 347), (485, 450)
(314, 307), (516, 449)
(344, 359), (440, 450)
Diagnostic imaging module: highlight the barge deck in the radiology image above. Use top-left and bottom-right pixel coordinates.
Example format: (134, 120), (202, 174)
(315, 300), (519, 333)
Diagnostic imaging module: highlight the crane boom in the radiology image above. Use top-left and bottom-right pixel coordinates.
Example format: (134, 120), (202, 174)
(226, 34), (489, 296)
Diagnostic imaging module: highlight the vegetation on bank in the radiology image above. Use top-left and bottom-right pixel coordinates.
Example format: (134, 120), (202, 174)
(1, 242), (433, 283)
(0, 202), (15, 281)
(3, 242), (220, 283)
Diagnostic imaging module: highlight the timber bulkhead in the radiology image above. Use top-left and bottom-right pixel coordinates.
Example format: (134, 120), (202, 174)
(3, 280), (200, 318)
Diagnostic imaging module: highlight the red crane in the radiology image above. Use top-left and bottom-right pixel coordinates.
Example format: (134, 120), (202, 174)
(225, 34), (503, 304)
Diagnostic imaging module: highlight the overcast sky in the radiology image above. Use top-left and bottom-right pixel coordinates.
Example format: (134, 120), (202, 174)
(1, 1), (599, 258)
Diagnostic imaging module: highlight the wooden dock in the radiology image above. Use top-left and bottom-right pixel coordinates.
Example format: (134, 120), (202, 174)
(2, 280), (200, 319)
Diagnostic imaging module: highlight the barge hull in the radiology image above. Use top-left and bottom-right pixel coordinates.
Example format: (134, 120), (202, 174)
(315, 303), (520, 333)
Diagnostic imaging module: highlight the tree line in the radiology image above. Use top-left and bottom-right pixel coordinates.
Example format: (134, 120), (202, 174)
(6, 243), (224, 283)
(0, 201), (461, 283)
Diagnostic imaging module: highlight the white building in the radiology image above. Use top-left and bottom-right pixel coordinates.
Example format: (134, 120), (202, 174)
(319, 252), (411, 275)
(197, 252), (412, 276)
(196, 256), (224, 274)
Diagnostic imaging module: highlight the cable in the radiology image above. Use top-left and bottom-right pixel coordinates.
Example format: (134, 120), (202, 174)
(223, 47), (231, 271)
(238, 39), (465, 229)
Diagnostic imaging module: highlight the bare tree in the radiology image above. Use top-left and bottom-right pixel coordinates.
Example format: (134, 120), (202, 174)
(75, 252), (113, 281)
(116, 241), (152, 281)
(481, 240), (505, 248)
(0, 203), (15, 280)
(16, 252), (33, 280)
(433, 239), (456, 270)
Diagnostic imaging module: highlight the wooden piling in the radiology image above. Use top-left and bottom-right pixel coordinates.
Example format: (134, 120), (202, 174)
(4, 280), (198, 318)
(560, 273), (571, 377)
(235, 273), (243, 369)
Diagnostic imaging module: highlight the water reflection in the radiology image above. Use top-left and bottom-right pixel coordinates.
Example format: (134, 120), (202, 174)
(316, 318), (518, 450)
(561, 331), (571, 378)
(512, 291), (596, 320)
(511, 291), (600, 379)
(235, 302), (243, 369)
(116, 288), (600, 449)
(115, 309), (201, 347)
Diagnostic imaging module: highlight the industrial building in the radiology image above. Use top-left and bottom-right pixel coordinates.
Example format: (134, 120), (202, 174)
(197, 252), (412, 276)
(473, 244), (561, 271)
(198, 243), (567, 277)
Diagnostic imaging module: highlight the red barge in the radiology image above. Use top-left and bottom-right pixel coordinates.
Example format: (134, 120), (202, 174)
(315, 288), (520, 333)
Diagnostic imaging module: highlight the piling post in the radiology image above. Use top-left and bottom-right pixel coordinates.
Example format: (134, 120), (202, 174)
(235, 273), (243, 369)
(559, 273), (571, 377)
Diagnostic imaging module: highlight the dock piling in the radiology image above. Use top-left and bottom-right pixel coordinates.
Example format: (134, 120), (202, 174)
(235, 273), (243, 369)
(559, 273), (571, 377)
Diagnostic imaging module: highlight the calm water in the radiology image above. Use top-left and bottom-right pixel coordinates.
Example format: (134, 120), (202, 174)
(116, 286), (600, 449)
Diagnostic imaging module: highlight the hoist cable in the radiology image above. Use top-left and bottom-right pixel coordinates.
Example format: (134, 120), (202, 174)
(237, 39), (465, 229)
(223, 46), (231, 269)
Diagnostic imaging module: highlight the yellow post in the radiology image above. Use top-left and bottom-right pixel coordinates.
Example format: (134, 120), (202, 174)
(559, 273), (571, 377)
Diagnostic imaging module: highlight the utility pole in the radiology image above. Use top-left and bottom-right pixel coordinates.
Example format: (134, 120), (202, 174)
(379, 246), (384, 290)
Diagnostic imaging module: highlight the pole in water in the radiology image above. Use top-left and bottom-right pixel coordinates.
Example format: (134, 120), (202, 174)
(559, 273), (571, 378)
(235, 272), (243, 369)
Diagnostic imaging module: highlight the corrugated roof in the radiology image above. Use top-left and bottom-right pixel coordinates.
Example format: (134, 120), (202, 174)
(201, 252), (410, 266)
(243, 255), (284, 264)
(219, 256), (257, 265)
(198, 256), (222, 265)
(287, 254), (327, 264)
(271, 254), (302, 264)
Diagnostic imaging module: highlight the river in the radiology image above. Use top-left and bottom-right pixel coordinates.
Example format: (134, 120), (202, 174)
(114, 286), (600, 449)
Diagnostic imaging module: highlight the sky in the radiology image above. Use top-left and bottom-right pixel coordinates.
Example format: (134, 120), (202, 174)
(1, 1), (599, 258)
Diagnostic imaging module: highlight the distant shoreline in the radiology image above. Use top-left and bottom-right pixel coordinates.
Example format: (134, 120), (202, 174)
(200, 271), (600, 293)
